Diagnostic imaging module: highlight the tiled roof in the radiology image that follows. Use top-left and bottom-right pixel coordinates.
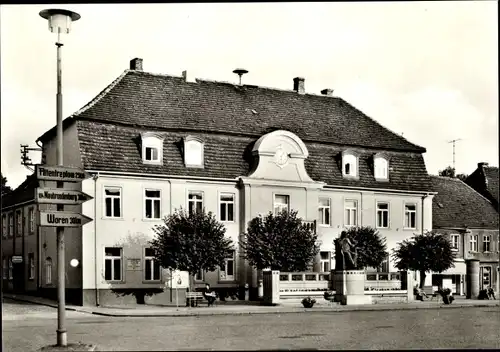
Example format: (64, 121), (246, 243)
(42, 70), (425, 153)
(78, 120), (432, 192)
(483, 166), (499, 205)
(430, 175), (499, 229)
(464, 164), (499, 211)
(1, 174), (37, 210)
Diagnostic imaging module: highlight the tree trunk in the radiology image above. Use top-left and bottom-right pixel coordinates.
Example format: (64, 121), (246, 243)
(419, 270), (426, 289)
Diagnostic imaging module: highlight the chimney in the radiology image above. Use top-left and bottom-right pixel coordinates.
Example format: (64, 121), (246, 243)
(478, 162), (489, 169)
(321, 88), (334, 96)
(130, 58), (143, 71)
(293, 77), (305, 94)
(182, 70), (196, 83)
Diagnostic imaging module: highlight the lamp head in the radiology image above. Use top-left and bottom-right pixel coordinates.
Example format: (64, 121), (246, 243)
(39, 8), (80, 34)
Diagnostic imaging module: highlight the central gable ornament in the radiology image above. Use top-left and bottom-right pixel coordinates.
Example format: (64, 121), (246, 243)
(274, 145), (289, 168)
(248, 129), (318, 183)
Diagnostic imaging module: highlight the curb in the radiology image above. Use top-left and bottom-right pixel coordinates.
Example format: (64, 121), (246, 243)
(5, 295), (498, 318)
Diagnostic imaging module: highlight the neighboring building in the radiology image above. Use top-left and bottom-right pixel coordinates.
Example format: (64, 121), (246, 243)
(431, 175), (499, 296)
(465, 162), (499, 212)
(1, 58), (435, 306)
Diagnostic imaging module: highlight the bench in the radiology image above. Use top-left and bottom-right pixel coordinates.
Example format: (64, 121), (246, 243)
(422, 287), (439, 301)
(186, 292), (205, 307)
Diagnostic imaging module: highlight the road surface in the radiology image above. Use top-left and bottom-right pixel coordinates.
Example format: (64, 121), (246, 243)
(3, 298), (499, 351)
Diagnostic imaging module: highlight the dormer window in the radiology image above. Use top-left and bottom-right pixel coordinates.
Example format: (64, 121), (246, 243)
(141, 132), (164, 165)
(184, 136), (204, 168)
(342, 151), (358, 178)
(374, 154), (389, 180)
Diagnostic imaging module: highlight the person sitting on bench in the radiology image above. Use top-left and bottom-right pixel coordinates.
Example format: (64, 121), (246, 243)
(203, 283), (216, 307)
(414, 285), (428, 301)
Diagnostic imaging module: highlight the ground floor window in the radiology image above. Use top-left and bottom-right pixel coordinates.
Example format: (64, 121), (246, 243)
(28, 253), (35, 280)
(144, 248), (160, 281)
(320, 251), (330, 272)
(104, 247), (122, 281)
(45, 257), (52, 284)
(2, 257), (7, 279)
(220, 250), (235, 281)
(194, 268), (204, 281)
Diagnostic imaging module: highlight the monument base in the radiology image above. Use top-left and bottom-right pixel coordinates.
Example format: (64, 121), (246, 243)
(335, 294), (372, 305)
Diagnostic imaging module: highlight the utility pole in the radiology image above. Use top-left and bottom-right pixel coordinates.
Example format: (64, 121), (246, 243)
(447, 138), (462, 170)
(20, 144), (42, 172)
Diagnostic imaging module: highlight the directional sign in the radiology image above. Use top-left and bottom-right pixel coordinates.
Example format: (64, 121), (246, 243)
(35, 165), (91, 182)
(40, 211), (93, 227)
(12, 256), (23, 264)
(35, 188), (93, 205)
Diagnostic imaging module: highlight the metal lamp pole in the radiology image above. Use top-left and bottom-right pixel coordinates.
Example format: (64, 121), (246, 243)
(39, 8), (81, 347)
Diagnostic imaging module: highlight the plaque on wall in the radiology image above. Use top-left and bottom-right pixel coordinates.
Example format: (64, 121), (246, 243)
(127, 258), (141, 271)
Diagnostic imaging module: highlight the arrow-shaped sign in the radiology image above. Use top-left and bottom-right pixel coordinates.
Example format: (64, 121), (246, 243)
(35, 165), (91, 182)
(35, 188), (93, 205)
(40, 211), (93, 227)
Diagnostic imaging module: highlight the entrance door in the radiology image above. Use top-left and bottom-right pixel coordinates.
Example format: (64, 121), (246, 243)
(12, 263), (24, 292)
(481, 267), (491, 290)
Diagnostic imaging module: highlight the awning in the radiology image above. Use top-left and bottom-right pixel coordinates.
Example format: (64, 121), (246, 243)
(438, 262), (466, 275)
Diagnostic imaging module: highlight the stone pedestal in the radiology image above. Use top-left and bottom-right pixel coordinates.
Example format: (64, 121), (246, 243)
(333, 270), (372, 305)
(262, 270), (280, 305)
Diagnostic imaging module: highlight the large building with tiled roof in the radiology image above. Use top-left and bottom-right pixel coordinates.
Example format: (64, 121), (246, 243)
(2, 58), (435, 306)
(430, 175), (499, 297)
(465, 162), (499, 212)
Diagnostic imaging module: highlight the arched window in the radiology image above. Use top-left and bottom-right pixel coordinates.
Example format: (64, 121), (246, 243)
(374, 155), (389, 180)
(184, 136), (204, 167)
(342, 152), (358, 177)
(45, 257), (52, 285)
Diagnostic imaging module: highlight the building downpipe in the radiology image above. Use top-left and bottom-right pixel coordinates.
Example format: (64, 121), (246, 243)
(93, 173), (100, 306)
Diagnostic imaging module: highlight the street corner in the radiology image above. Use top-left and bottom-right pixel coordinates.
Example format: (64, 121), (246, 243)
(38, 343), (97, 352)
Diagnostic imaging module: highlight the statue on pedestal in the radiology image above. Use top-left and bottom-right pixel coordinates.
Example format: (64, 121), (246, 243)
(334, 232), (358, 270)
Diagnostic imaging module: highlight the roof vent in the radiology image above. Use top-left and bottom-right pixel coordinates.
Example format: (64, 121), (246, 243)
(182, 70), (196, 83)
(478, 162), (489, 168)
(293, 77), (305, 94)
(130, 58), (143, 71)
(321, 89), (333, 96)
(233, 68), (248, 85)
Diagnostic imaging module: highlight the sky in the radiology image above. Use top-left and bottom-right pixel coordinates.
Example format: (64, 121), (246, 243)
(1, 2), (498, 189)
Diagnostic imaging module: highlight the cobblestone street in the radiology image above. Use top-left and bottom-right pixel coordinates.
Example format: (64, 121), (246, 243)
(3, 298), (500, 351)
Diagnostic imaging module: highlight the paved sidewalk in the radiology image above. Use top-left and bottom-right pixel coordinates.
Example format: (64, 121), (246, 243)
(3, 293), (498, 317)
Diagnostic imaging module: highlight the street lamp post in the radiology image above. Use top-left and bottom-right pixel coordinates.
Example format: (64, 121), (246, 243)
(39, 8), (80, 347)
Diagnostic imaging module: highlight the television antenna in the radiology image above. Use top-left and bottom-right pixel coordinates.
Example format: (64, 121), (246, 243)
(447, 138), (463, 170)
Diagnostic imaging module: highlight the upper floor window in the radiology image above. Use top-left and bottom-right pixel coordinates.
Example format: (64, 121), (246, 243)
(144, 248), (161, 281)
(28, 208), (35, 234)
(376, 202), (389, 228)
(144, 189), (161, 219)
(318, 198), (331, 226)
(188, 191), (204, 214)
(219, 193), (235, 222)
(274, 195), (289, 215)
(469, 235), (478, 252)
(342, 151), (358, 178)
(344, 200), (358, 227)
(141, 132), (164, 165)
(374, 155), (389, 180)
(104, 187), (122, 218)
(8, 214), (13, 237)
(2, 215), (6, 239)
(184, 136), (204, 168)
(450, 234), (459, 251)
(483, 235), (491, 252)
(404, 204), (416, 229)
(16, 211), (22, 236)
